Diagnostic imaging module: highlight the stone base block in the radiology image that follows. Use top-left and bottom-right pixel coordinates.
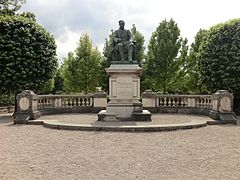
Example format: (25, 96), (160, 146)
(98, 110), (118, 121)
(14, 114), (30, 124)
(107, 105), (133, 118)
(106, 103), (143, 118)
(209, 110), (237, 124)
(132, 110), (151, 122)
(97, 109), (151, 122)
(14, 111), (40, 124)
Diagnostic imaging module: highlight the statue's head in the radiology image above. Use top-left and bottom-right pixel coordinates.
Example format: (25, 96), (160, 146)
(119, 20), (125, 29)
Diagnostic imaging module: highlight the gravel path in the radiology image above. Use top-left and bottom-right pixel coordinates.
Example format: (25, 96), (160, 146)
(0, 115), (240, 180)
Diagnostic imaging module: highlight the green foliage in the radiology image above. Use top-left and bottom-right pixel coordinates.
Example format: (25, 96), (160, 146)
(199, 19), (240, 95)
(0, 93), (14, 106)
(0, 0), (26, 15)
(99, 38), (111, 93)
(144, 19), (188, 93)
(185, 29), (207, 93)
(130, 24), (146, 93)
(20, 11), (36, 21)
(52, 69), (64, 94)
(37, 78), (54, 94)
(169, 37), (189, 93)
(61, 33), (101, 94)
(0, 15), (57, 94)
(131, 24), (145, 66)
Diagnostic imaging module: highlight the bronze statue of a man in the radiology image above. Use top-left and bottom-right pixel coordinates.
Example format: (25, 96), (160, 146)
(112, 20), (134, 62)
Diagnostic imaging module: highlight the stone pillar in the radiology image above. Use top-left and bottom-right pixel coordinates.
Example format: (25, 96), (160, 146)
(14, 90), (40, 124)
(209, 90), (237, 123)
(142, 90), (157, 108)
(93, 90), (107, 108)
(187, 98), (196, 107)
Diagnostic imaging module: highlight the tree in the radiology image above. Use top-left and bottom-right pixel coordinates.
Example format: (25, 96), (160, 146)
(169, 37), (189, 93)
(185, 29), (207, 93)
(0, 15), (57, 95)
(144, 19), (188, 93)
(61, 33), (101, 94)
(99, 37), (112, 93)
(131, 24), (145, 66)
(0, 0), (26, 15)
(60, 52), (75, 92)
(199, 19), (240, 112)
(37, 78), (54, 94)
(51, 69), (64, 94)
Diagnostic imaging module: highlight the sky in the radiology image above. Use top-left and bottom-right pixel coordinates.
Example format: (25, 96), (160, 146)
(21, 0), (240, 61)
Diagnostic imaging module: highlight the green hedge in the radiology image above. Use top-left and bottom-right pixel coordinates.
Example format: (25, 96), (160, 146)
(199, 19), (240, 112)
(0, 94), (14, 107)
(0, 15), (57, 94)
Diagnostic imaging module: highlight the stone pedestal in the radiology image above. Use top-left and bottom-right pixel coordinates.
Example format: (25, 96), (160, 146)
(14, 90), (40, 124)
(98, 64), (151, 121)
(209, 90), (237, 124)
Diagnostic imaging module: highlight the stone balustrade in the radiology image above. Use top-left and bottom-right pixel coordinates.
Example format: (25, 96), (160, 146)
(142, 90), (237, 123)
(14, 89), (237, 124)
(156, 95), (212, 109)
(14, 90), (107, 123)
(38, 94), (93, 109)
(37, 91), (107, 115)
(142, 90), (212, 115)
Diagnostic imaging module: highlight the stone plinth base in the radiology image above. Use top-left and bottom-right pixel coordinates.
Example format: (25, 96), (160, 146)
(98, 111), (119, 121)
(209, 110), (237, 124)
(106, 102), (142, 118)
(98, 109), (151, 122)
(132, 110), (151, 122)
(14, 111), (40, 124)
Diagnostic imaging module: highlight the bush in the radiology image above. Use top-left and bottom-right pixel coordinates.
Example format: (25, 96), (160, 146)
(199, 19), (240, 112)
(0, 94), (14, 107)
(0, 15), (57, 94)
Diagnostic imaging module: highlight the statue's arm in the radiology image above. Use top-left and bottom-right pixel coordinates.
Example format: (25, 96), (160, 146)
(113, 31), (121, 43)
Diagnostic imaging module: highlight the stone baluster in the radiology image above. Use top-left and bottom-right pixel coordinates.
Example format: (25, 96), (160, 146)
(207, 98), (211, 108)
(159, 97), (163, 107)
(73, 97), (77, 106)
(184, 97), (186, 106)
(38, 99), (41, 109)
(170, 97), (173, 107)
(165, 97), (168, 106)
(177, 97), (181, 107)
(62, 97), (65, 107)
(202, 98), (205, 107)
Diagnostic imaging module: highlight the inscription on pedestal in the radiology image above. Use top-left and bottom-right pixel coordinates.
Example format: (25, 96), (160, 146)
(117, 76), (132, 99)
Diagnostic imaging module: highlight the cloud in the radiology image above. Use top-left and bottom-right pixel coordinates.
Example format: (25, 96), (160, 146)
(21, 0), (240, 60)
(55, 27), (82, 61)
